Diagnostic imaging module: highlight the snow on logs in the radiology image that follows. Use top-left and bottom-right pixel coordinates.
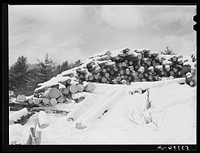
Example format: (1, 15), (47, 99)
(30, 48), (195, 107)
(80, 48), (195, 84)
(32, 79), (96, 106)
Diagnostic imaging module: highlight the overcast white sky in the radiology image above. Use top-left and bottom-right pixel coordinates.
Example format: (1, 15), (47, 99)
(8, 5), (196, 66)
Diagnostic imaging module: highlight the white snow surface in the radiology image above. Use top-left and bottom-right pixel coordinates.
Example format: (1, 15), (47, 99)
(9, 80), (196, 145)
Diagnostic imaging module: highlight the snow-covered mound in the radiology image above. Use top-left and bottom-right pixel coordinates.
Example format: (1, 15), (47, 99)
(9, 79), (196, 144)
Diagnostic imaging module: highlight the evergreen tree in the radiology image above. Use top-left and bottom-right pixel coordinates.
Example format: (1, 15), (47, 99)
(53, 60), (70, 76)
(60, 60), (70, 72)
(36, 54), (55, 83)
(25, 67), (41, 96)
(24, 54), (56, 96)
(9, 56), (29, 95)
(75, 60), (81, 67)
(161, 46), (176, 55)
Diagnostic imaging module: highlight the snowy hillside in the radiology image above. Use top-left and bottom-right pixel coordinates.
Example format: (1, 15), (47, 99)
(9, 80), (196, 144)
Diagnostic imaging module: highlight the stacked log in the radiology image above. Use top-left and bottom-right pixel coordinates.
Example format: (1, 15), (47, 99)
(28, 47), (195, 107)
(16, 95), (26, 103)
(31, 80), (96, 106)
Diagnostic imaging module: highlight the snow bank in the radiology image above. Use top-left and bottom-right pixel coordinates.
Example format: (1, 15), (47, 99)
(9, 79), (196, 144)
(9, 108), (28, 122)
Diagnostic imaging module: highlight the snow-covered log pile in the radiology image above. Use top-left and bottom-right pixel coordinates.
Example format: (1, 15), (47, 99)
(36, 47), (196, 87)
(10, 48), (196, 110)
(30, 48), (196, 107)
(30, 81), (96, 106)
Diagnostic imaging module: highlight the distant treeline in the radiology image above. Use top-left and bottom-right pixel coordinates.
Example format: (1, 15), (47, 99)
(9, 54), (81, 96)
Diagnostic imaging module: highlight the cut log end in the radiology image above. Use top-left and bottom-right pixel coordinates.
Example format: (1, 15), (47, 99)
(69, 84), (78, 94)
(49, 88), (61, 99)
(57, 96), (65, 103)
(85, 83), (96, 92)
(50, 98), (57, 105)
(42, 98), (50, 105)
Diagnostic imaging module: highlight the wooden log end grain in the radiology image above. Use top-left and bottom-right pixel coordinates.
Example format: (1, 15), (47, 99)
(77, 84), (84, 92)
(122, 62), (127, 67)
(57, 96), (65, 103)
(129, 60), (133, 65)
(61, 88), (70, 96)
(50, 98), (58, 106)
(101, 77), (107, 83)
(85, 83), (96, 92)
(16, 95), (26, 103)
(110, 70), (115, 75)
(141, 78), (146, 82)
(169, 71), (175, 77)
(49, 88), (61, 99)
(42, 98), (50, 105)
(88, 74), (94, 81)
(105, 72), (110, 78)
(148, 75), (153, 81)
(69, 84), (78, 94)
(116, 76), (121, 82)
(28, 98), (34, 104)
(33, 98), (41, 105)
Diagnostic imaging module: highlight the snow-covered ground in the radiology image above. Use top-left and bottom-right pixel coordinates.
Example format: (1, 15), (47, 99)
(9, 80), (196, 145)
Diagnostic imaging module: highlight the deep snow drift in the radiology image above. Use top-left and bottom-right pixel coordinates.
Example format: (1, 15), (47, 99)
(9, 79), (196, 144)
